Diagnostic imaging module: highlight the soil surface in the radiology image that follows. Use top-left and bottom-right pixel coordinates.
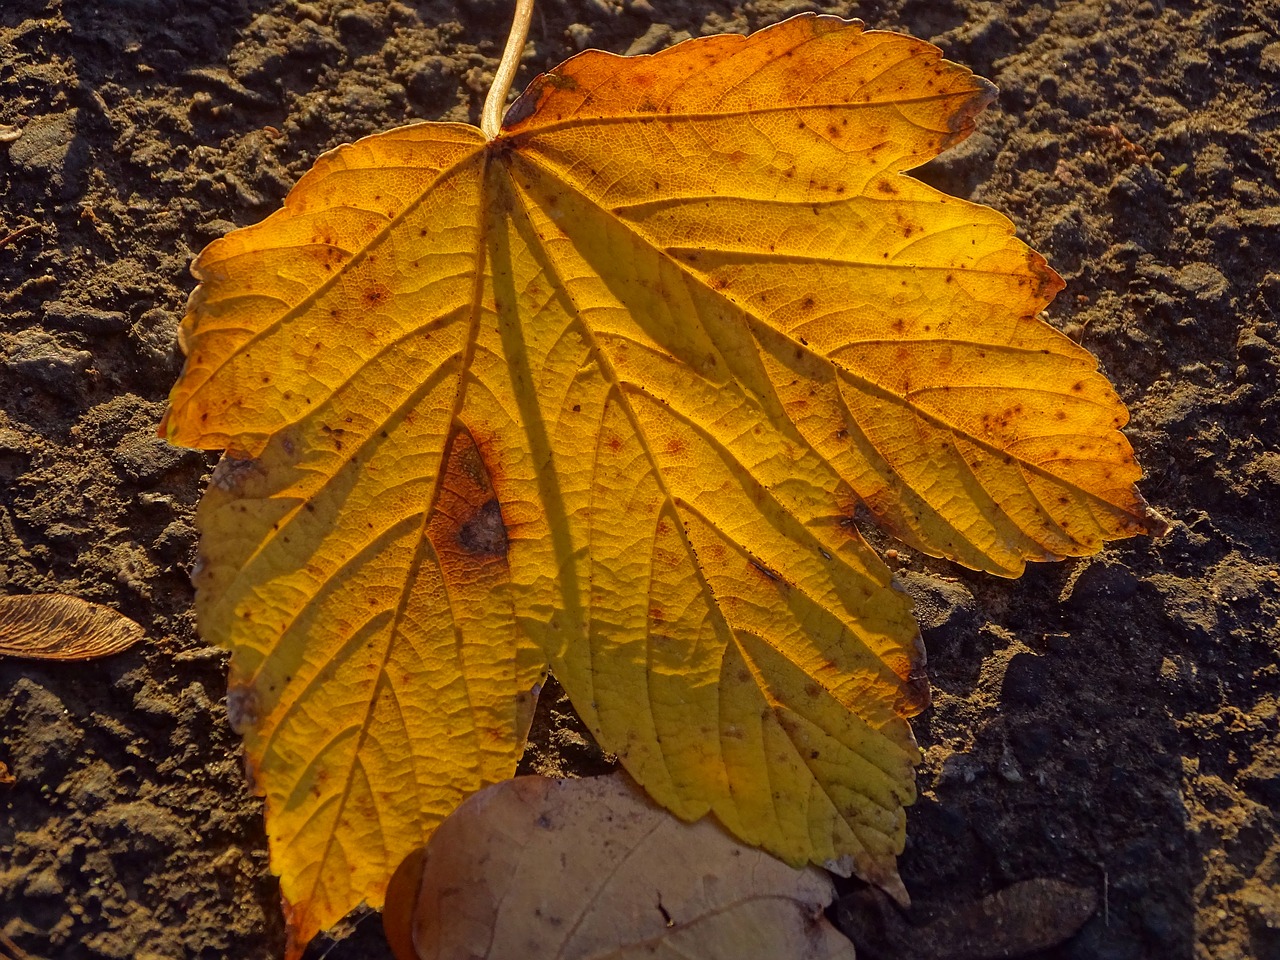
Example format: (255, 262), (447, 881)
(1, 1), (1277, 958)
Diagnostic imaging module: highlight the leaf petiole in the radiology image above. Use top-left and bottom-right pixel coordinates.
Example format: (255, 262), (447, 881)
(481, 0), (536, 140)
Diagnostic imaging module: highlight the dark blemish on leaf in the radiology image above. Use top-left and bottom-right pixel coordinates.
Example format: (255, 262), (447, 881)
(211, 454), (264, 493)
(226, 684), (259, 734)
(457, 499), (508, 557)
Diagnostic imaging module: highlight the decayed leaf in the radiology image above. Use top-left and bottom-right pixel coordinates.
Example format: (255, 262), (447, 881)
(0, 594), (144, 660)
(835, 879), (1099, 960)
(160, 14), (1163, 954)
(383, 773), (857, 960)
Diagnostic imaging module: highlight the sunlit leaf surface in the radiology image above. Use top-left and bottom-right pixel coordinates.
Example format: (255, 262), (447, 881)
(162, 14), (1163, 954)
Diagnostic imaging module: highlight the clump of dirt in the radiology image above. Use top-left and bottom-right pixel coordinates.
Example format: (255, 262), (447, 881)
(2, 1), (1275, 959)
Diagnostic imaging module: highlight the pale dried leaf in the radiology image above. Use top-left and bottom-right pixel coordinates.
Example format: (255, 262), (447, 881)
(386, 773), (857, 960)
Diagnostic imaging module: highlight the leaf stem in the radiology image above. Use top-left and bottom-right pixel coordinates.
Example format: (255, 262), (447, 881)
(482, 0), (536, 140)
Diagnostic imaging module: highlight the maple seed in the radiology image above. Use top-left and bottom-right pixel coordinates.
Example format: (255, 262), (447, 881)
(0, 594), (144, 661)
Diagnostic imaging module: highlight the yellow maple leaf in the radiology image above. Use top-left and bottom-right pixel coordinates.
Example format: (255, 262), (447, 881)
(160, 14), (1163, 956)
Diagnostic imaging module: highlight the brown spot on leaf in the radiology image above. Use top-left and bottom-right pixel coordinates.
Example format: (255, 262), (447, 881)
(363, 284), (392, 308)
(889, 653), (930, 717)
(428, 428), (511, 578)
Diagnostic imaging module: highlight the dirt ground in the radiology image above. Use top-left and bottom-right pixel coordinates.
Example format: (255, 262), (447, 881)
(1, 0), (1276, 958)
